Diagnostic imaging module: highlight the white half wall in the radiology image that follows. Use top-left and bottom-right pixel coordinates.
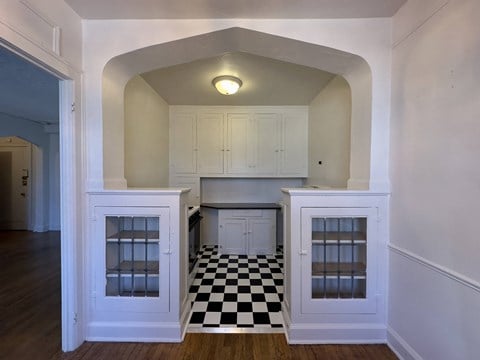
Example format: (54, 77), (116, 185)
(389, 0), (480, 358)
(307, 75), (351, 187)
(124, 75), (169, 187)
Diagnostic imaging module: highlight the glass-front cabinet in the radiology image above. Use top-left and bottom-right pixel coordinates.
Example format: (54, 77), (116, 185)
(105, 216), (160, 297)
(94, 207), (170, 312)
(300, 207), (377, 314)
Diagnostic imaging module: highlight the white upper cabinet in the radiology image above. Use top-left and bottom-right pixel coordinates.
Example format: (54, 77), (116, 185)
(226, 113), (254, 175)
(254, 113), (279, 176)
(170, 106), (308, 178)
(170, 112), (197, 174)
(197, 112), (225, 174)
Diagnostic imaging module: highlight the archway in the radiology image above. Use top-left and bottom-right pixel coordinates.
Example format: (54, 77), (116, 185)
(101, 27), (372, 190)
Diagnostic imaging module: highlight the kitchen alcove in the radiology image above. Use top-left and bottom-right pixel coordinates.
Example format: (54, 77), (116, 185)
(90, 26), (378, 343)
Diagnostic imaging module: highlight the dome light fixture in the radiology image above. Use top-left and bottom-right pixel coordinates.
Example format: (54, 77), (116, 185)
(212, 75), (242, 95)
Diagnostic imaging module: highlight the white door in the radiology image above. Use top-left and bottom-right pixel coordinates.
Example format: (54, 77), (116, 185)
(197, 112), (224, 174)
(0, 144), (29, 230)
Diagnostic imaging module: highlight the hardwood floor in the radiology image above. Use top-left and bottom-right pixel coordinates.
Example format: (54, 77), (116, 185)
(0, 231), (397, 360)
(0, 230), (61, 360)
(59, 334), (397, 360)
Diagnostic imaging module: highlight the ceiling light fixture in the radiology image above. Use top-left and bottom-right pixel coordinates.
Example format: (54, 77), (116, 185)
(212, 75), (242, 95)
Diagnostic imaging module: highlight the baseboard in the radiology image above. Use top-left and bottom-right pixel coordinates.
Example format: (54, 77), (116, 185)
(387, 326), (423, 360)
(86, 321), (184, 342)
(284, 321), (386, 344)
(33, 224), (49, 232)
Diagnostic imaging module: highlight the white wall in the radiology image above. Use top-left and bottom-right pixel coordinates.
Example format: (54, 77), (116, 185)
(388, 0), (480, 358)
(307, 76), (351, 187)
(124, 75), (169, 187)
(85, 21), (390, 192)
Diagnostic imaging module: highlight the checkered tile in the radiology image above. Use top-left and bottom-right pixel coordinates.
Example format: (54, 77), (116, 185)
(188, 245), (284, 329)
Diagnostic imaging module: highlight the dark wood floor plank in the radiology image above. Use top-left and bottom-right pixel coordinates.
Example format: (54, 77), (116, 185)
(0, 231), (397, 360)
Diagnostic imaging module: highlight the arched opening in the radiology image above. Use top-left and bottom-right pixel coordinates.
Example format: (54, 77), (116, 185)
(101, 27), (372, 190)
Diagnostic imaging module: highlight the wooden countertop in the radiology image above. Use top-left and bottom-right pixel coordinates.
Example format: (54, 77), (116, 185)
(200, 202), (281, 209)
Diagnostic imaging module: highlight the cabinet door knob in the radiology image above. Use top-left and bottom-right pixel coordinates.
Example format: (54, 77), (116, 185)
(299, 250), (307, 255)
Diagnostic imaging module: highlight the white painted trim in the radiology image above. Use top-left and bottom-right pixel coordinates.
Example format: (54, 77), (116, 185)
(1, 12), (83, 352)
(59, 79), (83, 351)
(86, 321), (184, 343)
(285, 322), (387, 344)
(387, 326), (423, 360)
(388, 244), (480, 293)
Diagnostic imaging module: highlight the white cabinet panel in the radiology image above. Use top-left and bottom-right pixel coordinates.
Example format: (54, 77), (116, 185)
(171, 113), (196, 174)
(254, 113), (279, 176)
(197, 113), (224, 174)
(248, 216), (276, 255)
(219, 218), (248, 254)
(226, 113), (254, 175)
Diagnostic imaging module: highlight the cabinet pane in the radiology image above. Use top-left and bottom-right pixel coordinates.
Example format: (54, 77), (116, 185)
(311, 217), (367, 299)
(105, 216), (160, 297)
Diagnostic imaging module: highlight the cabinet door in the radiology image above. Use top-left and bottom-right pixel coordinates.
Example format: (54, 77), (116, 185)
(226, 113), (254, 175)
(219, 218), (247, 255)
(197, 112), (224, 174)
(248, 211), (276, 255)
(254, 113), (278, 175)
(171, 112), (197, 174)
(300, 207), (377, 314)
(279, 113), (308, 176)
(95, 207), (170, 312)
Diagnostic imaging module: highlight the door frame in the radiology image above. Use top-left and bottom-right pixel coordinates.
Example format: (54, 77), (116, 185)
(0, 41), (83, 351)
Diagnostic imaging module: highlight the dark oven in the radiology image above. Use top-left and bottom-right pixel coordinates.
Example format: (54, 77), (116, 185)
(187, 206), (202, 273)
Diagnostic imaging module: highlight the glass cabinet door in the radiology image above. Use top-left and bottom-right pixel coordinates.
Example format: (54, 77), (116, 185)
(94, 207), (170, 312)
(310, 216), (367, 299)
(105, 216), (160, 297)
(301, 207), (377, 314)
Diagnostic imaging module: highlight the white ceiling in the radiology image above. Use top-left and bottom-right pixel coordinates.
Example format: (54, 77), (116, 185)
(65, 0), (406, 19)
(0, 47), (58, 125)
(141, 52), (335, 105)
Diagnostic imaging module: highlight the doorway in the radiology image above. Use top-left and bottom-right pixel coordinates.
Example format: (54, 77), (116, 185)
(0, 45), (62, 357)
(0, 136), (30, 230)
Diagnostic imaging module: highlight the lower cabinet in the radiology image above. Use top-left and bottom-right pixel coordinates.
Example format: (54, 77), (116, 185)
(218, 209), (276, 255)
(281, 190), (388, 343)
(87, 191), (190, 342)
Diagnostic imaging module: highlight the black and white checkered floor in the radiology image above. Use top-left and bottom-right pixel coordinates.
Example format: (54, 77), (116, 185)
(188, 245), (284, 330)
